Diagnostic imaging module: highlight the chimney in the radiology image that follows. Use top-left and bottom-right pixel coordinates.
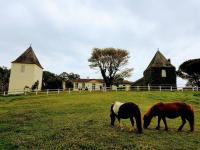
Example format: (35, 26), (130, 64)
(168, 59), (171, 63)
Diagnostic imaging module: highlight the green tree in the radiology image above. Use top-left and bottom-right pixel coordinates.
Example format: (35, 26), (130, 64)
(0, 66), (10, 92)
(42, 71), (62, 89)
(88, 48), (133, 87)
(31, 80), (39, 90)
(59, 72), (80, 88)
(177, 58), (200, 87)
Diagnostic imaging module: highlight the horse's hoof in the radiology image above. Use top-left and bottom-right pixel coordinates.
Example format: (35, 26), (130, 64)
(117, 126), (123, 129)
(118, 124), (124, 129)
(138, 131), (143, 134)
(156, 127), (160, 130)
(120, 127), (124, 131)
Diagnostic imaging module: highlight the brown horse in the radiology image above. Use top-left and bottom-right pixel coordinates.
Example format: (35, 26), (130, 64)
(143, 102), (194, 132)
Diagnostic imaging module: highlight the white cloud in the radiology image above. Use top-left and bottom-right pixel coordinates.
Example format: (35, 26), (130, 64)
(0, 0), (200, 86)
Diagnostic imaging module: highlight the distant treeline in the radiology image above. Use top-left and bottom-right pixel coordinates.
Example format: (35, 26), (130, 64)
(42, 71), (80, 89)
(0, 66), (80, 92)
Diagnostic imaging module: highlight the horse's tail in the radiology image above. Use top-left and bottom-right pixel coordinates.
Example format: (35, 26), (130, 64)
(187, 104), (194, 132)
(135, 106), (142, 133)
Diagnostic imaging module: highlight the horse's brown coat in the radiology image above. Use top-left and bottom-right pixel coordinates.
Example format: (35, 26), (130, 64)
(143, 102), (194, 131)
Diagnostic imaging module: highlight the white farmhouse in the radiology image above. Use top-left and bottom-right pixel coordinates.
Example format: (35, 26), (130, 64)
(72, 79), (132, 91)
(8, 46), (43, 93)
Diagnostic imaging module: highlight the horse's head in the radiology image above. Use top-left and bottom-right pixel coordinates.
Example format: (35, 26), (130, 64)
(110, 103), (116, 126)
(143, 105), (156, 129)
(143, 114), (151, 129)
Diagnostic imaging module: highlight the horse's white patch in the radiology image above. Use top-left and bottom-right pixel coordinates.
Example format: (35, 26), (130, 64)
(113, 101), (124, 115)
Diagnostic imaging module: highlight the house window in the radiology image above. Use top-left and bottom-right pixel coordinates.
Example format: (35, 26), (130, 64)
(21, 65), (25, 73)
(161, 69), (166, 77)
(82, 83), (85, 89)
(75, 83), (78, 89)
(92, 83), (95, 90)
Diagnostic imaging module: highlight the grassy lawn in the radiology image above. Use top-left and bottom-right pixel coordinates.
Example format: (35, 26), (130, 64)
(0, 91), (200, 150)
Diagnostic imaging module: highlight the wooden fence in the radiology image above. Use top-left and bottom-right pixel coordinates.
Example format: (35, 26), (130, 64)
(0, 85), (199, 96)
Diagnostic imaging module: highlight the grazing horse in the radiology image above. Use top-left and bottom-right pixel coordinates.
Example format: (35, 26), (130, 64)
(110, 101), (142, 133)
(143, 102), (194, 132)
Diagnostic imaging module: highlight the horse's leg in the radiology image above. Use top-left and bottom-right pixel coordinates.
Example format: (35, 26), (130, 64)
(117, 118), (120, 127)
(117, 118), (123, 129)
(156, 116), (161, 130)
(162, 117), (168, 131)
(178, 116), (186, 131)
(129, 117), (134, 132)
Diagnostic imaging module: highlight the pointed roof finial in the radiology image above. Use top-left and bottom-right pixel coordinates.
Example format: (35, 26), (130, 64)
(157, 48), (159, 51)
(30, 43), (32, 47)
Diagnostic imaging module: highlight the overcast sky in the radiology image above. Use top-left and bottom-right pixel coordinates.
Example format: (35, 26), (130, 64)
(1, 0), (200, 86)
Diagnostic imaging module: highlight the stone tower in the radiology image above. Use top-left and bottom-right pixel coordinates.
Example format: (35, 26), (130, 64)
(8, 46), (43, 93)
(143, 50), (176, 87)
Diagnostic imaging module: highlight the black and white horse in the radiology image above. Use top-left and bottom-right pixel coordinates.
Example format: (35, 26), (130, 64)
(110, 101), (142, 133)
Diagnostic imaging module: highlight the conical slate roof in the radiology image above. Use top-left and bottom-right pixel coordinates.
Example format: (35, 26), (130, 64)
(12, 46), (43, 69)
(145, 50), (174, 70)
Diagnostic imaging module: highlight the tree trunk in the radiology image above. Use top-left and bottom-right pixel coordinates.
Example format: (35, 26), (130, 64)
(100, 68), (111, 87)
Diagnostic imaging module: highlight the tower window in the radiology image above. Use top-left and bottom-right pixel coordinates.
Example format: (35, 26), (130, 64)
(161, 69), (166, 77)
(21, 65), (25, 73)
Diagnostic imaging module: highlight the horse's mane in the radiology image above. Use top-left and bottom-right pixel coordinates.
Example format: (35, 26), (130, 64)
(145, 105), (154, 117)
(145, 102), (163, 117)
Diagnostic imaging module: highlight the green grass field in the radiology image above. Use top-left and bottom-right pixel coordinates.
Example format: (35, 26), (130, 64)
(0, 91), (200, 150)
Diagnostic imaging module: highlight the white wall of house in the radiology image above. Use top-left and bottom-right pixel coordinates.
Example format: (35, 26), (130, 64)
(73, 80), (131, 91)
(111, 84), (131, 91)
(118, 84), (131, 91)
(73, 81), (105, 91)
(8, 63), (43, 92)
